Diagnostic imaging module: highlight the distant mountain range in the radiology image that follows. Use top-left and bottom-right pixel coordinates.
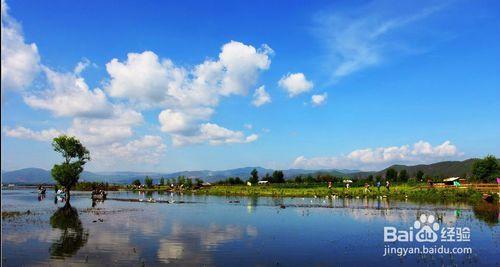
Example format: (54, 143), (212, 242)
(0, 167), (352, 184)
(0, 158), (481, 184)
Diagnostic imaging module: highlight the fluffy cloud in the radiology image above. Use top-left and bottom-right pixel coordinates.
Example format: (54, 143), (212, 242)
(4, 124), (167, 166)
(105, 41), (268, 146)
(68, 106), (143, 146)
(217, 42), (272, 96)
(171, 123), (258, 146)
(1, 0), (40, 91)
(252, 86), (271, 107)
(293, 140), (461, 170)
(158, 107), (213, 134)
(311, 93), (327, 106)
(316, 3), (445, 78)
(24, 65), (112, 118)
(3, 126), (61, 141)
(105, 51), (178, 105)
(278, 73), (313, 97)
(97, 135), (166, 164)
(105, 41), (272, 107)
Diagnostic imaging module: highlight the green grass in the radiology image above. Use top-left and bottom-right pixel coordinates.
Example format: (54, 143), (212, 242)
(194, 184), (494, 203)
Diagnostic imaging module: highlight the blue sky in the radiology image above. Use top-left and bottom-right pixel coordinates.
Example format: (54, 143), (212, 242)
(1, 0), (499, 172)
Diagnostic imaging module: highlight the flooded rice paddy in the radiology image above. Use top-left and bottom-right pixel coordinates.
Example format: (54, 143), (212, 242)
(1, 189), (499, 266)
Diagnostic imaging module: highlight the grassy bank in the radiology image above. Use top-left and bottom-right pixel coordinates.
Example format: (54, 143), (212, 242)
(194, 184), (496, 203)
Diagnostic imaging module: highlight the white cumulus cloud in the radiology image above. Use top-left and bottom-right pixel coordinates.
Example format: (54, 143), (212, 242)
(252, 86), (271, 107)
(68, 106), (143, 146)
(278, 73), (313, 97)
(3, 126), (61, 141)
(1, 0), (40, 91)
(98, 135), (167, 164)
(104, 41), (269, 145)
(311, 93), (327, 106)
(171, 123), (258, 147)
(105, 41), (272, 108)
(105, 41), (272, 147)
(24, 65), (112, 118)
(292, 140), (462, 170)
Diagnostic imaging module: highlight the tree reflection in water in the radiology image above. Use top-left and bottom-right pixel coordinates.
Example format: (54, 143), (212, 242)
(49, 205), (89, 258)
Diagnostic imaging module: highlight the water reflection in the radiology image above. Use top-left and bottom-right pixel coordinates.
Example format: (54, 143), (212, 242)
(473, 202), (499, 226)
(91, 198), (105, 208)
(246, 196), (258, 213)
(49, 205), (88, 258)
(2, 190), (499, 266)
(157, 223), (258, 264)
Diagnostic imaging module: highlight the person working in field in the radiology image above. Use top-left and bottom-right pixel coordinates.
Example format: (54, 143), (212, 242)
(385, 180), (390, 192)
(364, 183), (371, 193)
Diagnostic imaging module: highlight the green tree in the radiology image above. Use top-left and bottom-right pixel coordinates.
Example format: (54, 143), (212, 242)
(177, 176), (186, 186)
(398, 169), (408, 182)
(145, 176), (153, 188)
(367, 175), (374, 182)
(132, 179), (141, 186)
(472, 155), (499, 182)
(294, 175), (303, 183)
(195, 178), (204, 187)
(159, 177), (165, 186)
(51, 135), (90, 206)
(305, 174), (315, 183)
(416, 170), (424, 181)
(249, 168), (259, 184)
(385, 168), (398, 181)
(272, 170), (285, 183)
(185, 178), (193, 188)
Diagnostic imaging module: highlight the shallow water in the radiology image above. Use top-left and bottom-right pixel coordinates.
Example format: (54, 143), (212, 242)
(1, 189), (499, 266)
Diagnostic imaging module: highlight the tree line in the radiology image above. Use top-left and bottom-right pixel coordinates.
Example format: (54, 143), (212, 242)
(131, 175), (204, 189)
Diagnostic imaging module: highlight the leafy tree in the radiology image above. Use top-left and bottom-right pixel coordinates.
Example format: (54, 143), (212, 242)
(132, 179), (141, 186)
(185, 178), (193, 188)
(472, 155), (499, 182)
(263, 173), (271, 181)
(305, 174), (315, 183)
(272, 170), (285, 183)
(195, 178), (204, 187)
(375, 175), (382, 182)
(385, 168), (398, 181)
(398, 169), (408, 182)
(249, 168), (259, 184)
(145, 176), (153, 188)
(294, 175), (303, 183)
(159, 177), (165, 186)
(367, 175), (374, 182)
(51, 135), (90, 206)
(416, 170), (424, 181)
(177, 176), (186, 186)
(234, 177), (244, 184)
